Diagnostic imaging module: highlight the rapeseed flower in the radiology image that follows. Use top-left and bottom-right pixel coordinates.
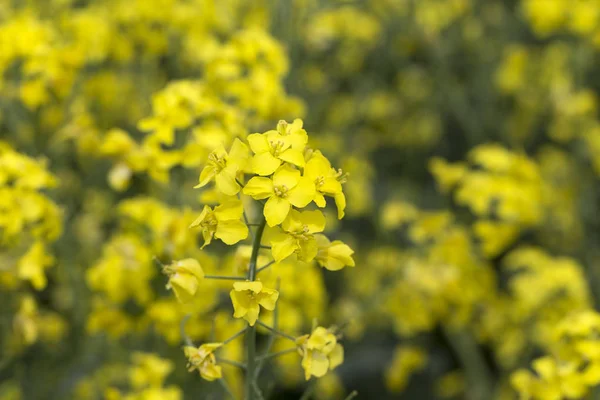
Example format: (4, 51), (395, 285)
(163, 259), (204, 304)
(297, 327), (344, 380)
(243, 165), (315, 227)
(270, 210), (326, 262)
(230, 281), (279, 326)
(189, 200), (248, 248)
(183, 343), (223, 381)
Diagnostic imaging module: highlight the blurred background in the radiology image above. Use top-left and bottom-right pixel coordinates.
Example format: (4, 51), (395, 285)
(2, 0), (600, 399)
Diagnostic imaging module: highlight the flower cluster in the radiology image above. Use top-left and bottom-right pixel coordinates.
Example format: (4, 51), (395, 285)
(170, 119), (354, 397)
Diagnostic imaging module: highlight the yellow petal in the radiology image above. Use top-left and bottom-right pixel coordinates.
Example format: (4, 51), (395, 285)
(170, 273), (199, 303)
(309, 351), (330, 378)
(328, 344), (344, 370)
(195, 165), (215, 188)
(264, 196), (291, 227)
(244, 303), (261, 326)
(279, 149), (306, 167)
(334, 192), (346, 219)
(215, 165), (240, 195)
(243, 177), (274, 199)
(216, 220), (248, 245)
(298, 237), (318, 262)
(271, 232), (297, 262)
(228, 138), (249, 169)
(258, 288), (279, 310)
(287, 177), (316, 208)
(247, 133), (270, 154)
(175, 258), (204, 280)
(214, 200), (244, 221)
(233, 281), (263, 293)
(252, 152), (282, 176)
(298, 210), (326, 233)
(273, 164), (300, 188)
(200, 364), (222, 381)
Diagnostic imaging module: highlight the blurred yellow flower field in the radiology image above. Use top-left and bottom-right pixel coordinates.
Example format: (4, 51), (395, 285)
(3, 1), (600, 399)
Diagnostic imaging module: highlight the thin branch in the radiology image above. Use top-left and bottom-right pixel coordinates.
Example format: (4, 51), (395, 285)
(255, 320), (297, 342)
(255, 278), (281, 378)
(344, 391), (358, 400)
(222, 327), (248, 345)
(204, 275), (247, 281)
(253, 381), (266, 400)
(218, 377), (237, 400)
(259, 245), (271, 250)
(255, 348), (298, 362)
(256, 260), (276, 274)
(216, 357), (246, 370)
(299, 379), (316, 400)
(180, 314), (193, 346)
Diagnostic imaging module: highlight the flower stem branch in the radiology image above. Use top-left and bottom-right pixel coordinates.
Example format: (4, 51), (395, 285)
(204, 275), (247, 281)
(255, 348), (298, 362)
(216, 357), (246, 370)
(222, 327), (247, 345)
(255, 320), (297, 342)
(256, 260), (276, 274)
(245, 216), (267, 400)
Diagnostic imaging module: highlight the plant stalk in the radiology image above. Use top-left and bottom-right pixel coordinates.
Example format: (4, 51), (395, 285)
(245, 217), (267, 400)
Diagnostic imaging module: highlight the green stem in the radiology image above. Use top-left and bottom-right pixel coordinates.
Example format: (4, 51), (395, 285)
(256, 260), (276, 274)
(216, 357), (246, 370)
(204, 275), (247, 281)
(222, 327), (247, 345)
(255, 320), (297, 342)
(255, 348), (298, 362)
(245, 217), (267, 400)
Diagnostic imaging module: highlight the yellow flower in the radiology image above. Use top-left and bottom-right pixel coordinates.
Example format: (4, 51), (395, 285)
(230, 281), (279, 326)
(276, 119), (308, 150)
(247, 126), (306, 176)
(163, 258), (205, 303)
(17, 241), (54, 290)
(297, 326), (344, 380)
(243, 165), (315, 227)
(270, 209), (326, 262)
(189, 200), (248, 248)
(315, 234), (355, 271)
(304, 151), (343, 208)
(195, 138), (249, 196)
(183, 343), (223, 381)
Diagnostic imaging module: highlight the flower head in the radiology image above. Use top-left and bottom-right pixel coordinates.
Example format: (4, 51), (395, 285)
(189, 200), (248, 248)
(243, 165), (315, 227)
(315, 234), (355, 271)
(163, 258), (204, 303)
(297, 326), (344, 380)
(247, 122), (306, 176)
(195, 138), (249, 195)
(304, 150), (343, 209)
(183, 343), (223, 381)
(270, 210), (326, 262)
(230, 281), (279, 326)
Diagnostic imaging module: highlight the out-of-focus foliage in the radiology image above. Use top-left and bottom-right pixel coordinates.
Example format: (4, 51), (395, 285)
(3, 0), (600, 399)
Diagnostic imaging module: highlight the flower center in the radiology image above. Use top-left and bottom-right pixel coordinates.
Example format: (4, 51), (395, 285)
(291, 225), (311, 241)
(273, 185), (289, 198)
(208, 152), (227, 171)
(269, 140), (286, 157)
(315, 176), (325, 188)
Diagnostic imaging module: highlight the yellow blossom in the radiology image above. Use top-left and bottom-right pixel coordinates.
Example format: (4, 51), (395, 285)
(304, 150), (344, 209)
(243, 165), (315, 227)
(270, 209), (326, 262)
(183, 343), (223, 381)
(189, 200), (248, 248)
(247, 123), (306, 176)
(163, 258), (205, 304)
(195, 138), (249, 196)
(315, 234), (355, 271)
(297, 326), (344, 380)
(230, 281), (279, 326)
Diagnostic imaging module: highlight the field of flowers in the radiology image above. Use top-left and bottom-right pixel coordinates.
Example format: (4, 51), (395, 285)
(3, 0), (600, 399)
